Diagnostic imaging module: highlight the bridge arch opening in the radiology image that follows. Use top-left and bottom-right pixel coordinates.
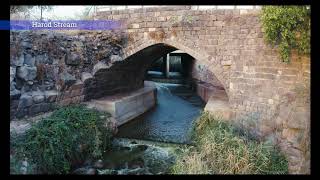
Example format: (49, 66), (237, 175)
(111, 42), (231, 143)
(121, 42), (229, 104)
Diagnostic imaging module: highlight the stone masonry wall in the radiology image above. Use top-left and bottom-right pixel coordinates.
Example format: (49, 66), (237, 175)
(10, 30), (134, 120)
(189, 58), (225, 102)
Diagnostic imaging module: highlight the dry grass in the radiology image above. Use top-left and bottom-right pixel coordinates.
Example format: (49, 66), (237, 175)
(173, 149), (210, 174)
(171, 112), (288, 174)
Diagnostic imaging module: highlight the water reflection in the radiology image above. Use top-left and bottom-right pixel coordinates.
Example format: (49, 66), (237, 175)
(116, 82), (205, 144)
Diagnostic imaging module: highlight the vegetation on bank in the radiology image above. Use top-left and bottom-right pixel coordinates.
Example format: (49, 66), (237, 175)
(260, 6), (310, 63)
(10, 105), (113, 174)
(171, 112), (288, 174)
(10, 107), (289, 174)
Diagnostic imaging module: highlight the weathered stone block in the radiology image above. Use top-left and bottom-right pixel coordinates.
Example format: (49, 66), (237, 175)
(287, 112), (308, 129)
(80, 95), (85, 102)
(33, 94), (45, 104)
(35, 53), (49, 64)
(18, 94), (33, 108)
(11, 55), (24, 67)
(21, 40), (32, 49)
(40, 103), (51, 112)
(10, 89), (21, 100)
(81, 72), (93, 83)
(157, 17), (166, 21)
(10, 99), (19, 109)
(65, 52), (81, 66)
(10, 67), (16, 84)
(24, 54), (35, 66)
(93, 62), (108, 75)
(44, 90), (58, 103)
(17, 65), (37, 81)
(71, 89), (82, 97)
(62, 91), (71, 99)
(29, 104), (42, 115)
(71, 97), (79, 104)
(31, 91), (45, 103)
(60, 98), (72, 106)
(131, 23), (140, 28)
(60, 71), (76, 88)
(110, 55), (122, 63)
(15, 108), (28, 119)
(70, 81), (84, 90)
(221, 60), (232, 66)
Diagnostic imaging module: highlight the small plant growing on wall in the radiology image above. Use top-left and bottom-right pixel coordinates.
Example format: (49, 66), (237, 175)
(260, 6), (310, 63)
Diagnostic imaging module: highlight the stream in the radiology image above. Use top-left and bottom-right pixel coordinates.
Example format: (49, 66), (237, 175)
(74, 82), (205, 175)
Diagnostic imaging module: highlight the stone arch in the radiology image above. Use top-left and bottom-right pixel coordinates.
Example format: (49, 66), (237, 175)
(122, 39), (230, 98)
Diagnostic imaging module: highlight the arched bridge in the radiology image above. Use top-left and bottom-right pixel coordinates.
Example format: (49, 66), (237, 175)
(10, 6), (310, 173)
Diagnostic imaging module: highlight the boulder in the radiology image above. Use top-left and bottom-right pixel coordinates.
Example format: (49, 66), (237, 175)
(44, 90), (58, 103)
(17, 65), (37, 81)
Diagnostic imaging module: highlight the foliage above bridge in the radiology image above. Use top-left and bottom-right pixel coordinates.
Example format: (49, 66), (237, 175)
(261, 6), (310, 63)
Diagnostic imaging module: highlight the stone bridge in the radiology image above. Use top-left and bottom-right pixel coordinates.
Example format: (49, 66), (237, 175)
(10, 6), (310, 173)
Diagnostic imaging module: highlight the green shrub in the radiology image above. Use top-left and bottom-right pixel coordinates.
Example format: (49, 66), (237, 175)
(260, 6), (310, 62)
(171, 112), (288, 174)
(11, 105), (113, 174)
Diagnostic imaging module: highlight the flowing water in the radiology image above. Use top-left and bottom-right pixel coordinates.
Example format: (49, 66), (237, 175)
(116, 82), (205, 144)
(74, 81), (206, 174)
